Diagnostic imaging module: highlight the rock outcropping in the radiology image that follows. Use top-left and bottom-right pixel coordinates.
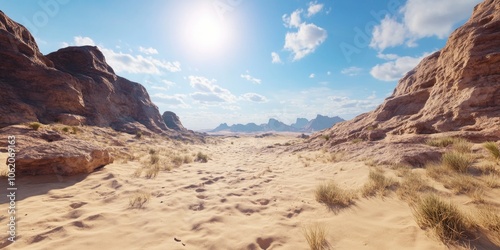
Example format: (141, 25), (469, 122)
(162, 111), (187, 132)
(314, 0), (500, 146)
(0, 11), (168, 133)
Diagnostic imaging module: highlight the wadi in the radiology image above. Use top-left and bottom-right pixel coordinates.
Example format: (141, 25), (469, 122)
(0, 0), (499, 250)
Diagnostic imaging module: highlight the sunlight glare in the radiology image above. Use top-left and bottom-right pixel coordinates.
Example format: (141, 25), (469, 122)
(183, 6), (230, 58)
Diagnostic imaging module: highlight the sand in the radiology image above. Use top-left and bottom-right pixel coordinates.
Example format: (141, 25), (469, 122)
(0, 133), (494, 249)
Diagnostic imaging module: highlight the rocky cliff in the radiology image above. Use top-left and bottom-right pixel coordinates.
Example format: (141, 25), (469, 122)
(313, 0), (500, 146)
(0, 11), (168, 133)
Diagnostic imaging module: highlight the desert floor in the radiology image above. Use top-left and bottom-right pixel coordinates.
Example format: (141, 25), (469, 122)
(0, 132), (499, 250)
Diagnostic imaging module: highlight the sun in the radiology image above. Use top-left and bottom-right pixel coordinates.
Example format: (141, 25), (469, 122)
(182, 6), (231, 58)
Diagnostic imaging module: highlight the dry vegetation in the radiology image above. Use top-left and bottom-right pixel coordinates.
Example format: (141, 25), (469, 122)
(129, 191), (151, 209)
(361, 170), (398, 197)
(412, 194), (472, 243)
(303, 224), (329, 250)
(315, 181), (356, 208)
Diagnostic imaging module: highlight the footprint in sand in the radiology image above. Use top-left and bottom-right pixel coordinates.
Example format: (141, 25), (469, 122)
(69, 202), (87, 209)
(256, 237), (274, 250)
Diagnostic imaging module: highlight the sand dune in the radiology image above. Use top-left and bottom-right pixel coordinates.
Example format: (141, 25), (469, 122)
(1, 133), (498, 249)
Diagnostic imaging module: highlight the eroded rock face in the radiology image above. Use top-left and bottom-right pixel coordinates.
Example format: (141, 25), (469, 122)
(15, 139), (113, 176)
(313, 0), (500, 147)
(0, 125), (113, 176)
(162, 111), (187, 131)
(0, 11), (168, 133)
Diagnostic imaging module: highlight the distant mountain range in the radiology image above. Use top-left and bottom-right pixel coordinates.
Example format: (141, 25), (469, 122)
(211, 115), (344, 133)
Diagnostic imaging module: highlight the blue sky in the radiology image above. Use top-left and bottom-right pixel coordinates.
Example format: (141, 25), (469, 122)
(2, 0), (481, 130)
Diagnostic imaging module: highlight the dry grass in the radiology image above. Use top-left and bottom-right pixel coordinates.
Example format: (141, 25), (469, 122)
(195, 152), (209, 163)
(426, 137), (457, 147)
(144, 164), (160, 179)
(27, 122), (42, 130)
(315, 181), (356, 208)
(361, 170), (398, 197)
(129, 191), (151, 208)
(483, 142), (500, 160)
(442, 151), (473, 173)
(474, 204), (500, 244)
(397, 172), (432, 203)
(452, 139), (472, 154)
(412, 194), (471, 243)
(303, 224), (329, 250)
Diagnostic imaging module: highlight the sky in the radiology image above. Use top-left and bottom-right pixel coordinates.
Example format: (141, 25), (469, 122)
(1, 0), (481, 130)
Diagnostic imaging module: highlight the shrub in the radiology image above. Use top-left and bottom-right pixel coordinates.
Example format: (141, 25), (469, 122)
(195, 152), (209, 163)
(171, 155), (184, 167)
(62, 127), (70, 133)
(28, 122), (42, 130)
(413, 195), (470, 242)
(483, 141), (500, 160)
(315, 181), (356, 207)
(303, 224), (328, 250)
(129, 191), (151, 208)
(442, 151), (473, 173)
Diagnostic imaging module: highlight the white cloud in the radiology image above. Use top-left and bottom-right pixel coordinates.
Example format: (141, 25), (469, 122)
(370, 52), (430, 81)
(284, 23), (327, 61)
(341, 67), (363, 76)
(188, 76), (237, 103)
(370, 16), (407, 51)
(327, 71), (331, 75)
(242, 93), (268, 103)
(271, 52), (282, 64)
(152, 93), (189, 108)
(307, 2), (324, 17)
(282, 5), (328, 61)
(162, 80), (176, 88)
(403, 0), (481, 39)
(282, 10), (303, 28)
(74, 36), (96, 46)
(376, 53), (400, 60)
(309, 73), (315, 78)
(241, 74), (262, 84)
(63, 36), (181, 74)
(370, 0), (481, 51)
(139, 46), (159, 55)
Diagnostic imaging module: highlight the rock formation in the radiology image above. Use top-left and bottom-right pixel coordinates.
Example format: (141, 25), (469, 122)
(162, 111), (187, 131)
(0, 125), (113, 176)
(313, 0), (500, 146)
(0, 11), (168, 133)
(304, 115), (344, 132)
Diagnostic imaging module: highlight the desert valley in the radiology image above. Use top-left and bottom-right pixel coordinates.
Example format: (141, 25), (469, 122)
(1, 0), (500, 250)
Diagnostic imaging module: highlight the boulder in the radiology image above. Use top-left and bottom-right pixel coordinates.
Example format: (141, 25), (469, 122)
(15, 139), (113, 176)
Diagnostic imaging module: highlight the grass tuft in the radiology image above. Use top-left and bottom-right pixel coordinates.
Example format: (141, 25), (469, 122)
(426, 137), (457, 147)
(28, 122), (42, 130)
(483, 142), (500, 160)
(397, 172), (431, 203)
(412, 194), (470, 242)
(361, 170), (398, 197)
(303, 224), (329, 250)
(195, 152), (209, 163)
(442, 151), (473, 173)
(315, 181), (356, 208)
(129, 191), (151, 208)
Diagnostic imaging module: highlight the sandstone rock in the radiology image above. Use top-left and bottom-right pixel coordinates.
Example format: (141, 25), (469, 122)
(313, 0), (500, 147)
(162, 111), (187, 131)
(0, 125), (113, 176)
(0, 11), (169, 134)
(15, 139), (113, 176)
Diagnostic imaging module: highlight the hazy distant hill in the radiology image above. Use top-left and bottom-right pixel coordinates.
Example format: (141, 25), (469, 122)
(211, 115), (344, 133)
